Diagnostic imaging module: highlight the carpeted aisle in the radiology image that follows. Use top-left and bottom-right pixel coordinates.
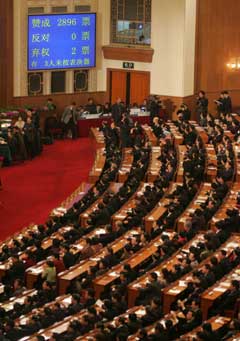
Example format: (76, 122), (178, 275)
(0, 138), (94, 241)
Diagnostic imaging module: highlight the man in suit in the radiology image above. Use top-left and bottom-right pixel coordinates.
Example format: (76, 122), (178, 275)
(149, 96), (161, 123)
(68, 294), (83, 314)
(61, 244), (76, 269)
(138, 272), (163, 304)
(214, 92), (225, 114)
(199, 264), (215, 289)
(111, 97), (125, 125)
(223, 91), (232, 114)
(196, 90), (208, 122)
(4, 320), (25, 340)
(8, 254), (25, 282)
(61, 102), (78, 139)
(220, 280), (240, 311)
(85, 97), (97, 114)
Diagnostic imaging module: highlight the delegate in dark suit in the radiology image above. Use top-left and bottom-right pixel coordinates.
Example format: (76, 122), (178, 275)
(61, 103), (78, 139)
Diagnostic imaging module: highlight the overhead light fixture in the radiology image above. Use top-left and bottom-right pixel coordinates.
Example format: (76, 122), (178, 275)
(227, 59), (240, 70)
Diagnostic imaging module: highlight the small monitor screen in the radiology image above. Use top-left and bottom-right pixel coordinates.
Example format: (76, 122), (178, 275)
(28, 13), (96, 70)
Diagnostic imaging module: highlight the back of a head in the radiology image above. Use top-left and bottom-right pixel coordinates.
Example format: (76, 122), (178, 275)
(202, 322), (212, 333)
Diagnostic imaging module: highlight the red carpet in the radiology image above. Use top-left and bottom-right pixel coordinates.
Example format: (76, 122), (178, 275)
(0, 138), (94, 241)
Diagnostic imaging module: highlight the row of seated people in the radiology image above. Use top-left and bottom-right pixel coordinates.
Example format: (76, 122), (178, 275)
(0, 122), (149, 278)
(83, 116), (174, 231)
(0, 121), (136, 270)
(52, 123), (179, 294)
(145, 120), (207, 238)
(1, 121), (124, 248)
(0, 121), (182, 334)
(201, 111), (240, 143)
(210, 110), (240, 232)
(0, 123), (124, 282)
(0, 121), (128, 337)
(50, 123), (185, 297)
(127, 312), (239, 340)
(0, 228), (202, 339)
(0, 115), (236, 338)
(71, 230), (240, 339)
(176, 114), (235, 182)
(0, 124), (143, 334)
(173, 118), (235, 233)
(7, 118), (211, 336)
(128, 231), (230, 306)
(67, 117), (240, 339)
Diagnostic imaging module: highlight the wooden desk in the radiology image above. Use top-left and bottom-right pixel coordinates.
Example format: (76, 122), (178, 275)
(234, 144), (240, 181)
(167, 122), (184, 145)
(77, 114), (150, 137)
(144, 182), (182, 234)
(205, 144), (218, 181)
(0, 289), (37, 312)
(176, 145), (187, 183)
(0, 225), (77, 282)
(142, 124), (158, 146)
(58, 227), (141, 295)
(16, 294), (72, 330)
(201, 265), (240, 321)
(128, 233), (205, 307)
(23, 305), (98, 340)
(176, 182), (212, 232)
(93, 231), (175, 298)
(210, 182), (240, 229)
(28, 226), (107, 282)
(88, 148), (106, 183)
(76, 305), (146, 340)
(191, 123), (209, 145)
(127, 310), (180, 340)
(90, 127), (105, 148)
(112, 182), (152, 228)
(232, 113), (240, 123)
(128, 314), (230, 341)
(50, 183), (92, 217)
(40, 225), (75, 250)
(80, 182), (122, 227)
(117, 148), (133, 183)
(0, 223), (39, 253)
(190, 122), (218, 180)
(147, 146), (162, 182)
(26, 225), (107, 289)
(179, 316), (231, 340)
(162, 235), (240, 314)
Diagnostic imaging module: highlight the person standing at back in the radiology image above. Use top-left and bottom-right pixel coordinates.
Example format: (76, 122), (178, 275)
(196, 90), (208, 122)
(111, 97), (125, 125)
(223, 90), (232, 114)
(61, 102), (78, 139)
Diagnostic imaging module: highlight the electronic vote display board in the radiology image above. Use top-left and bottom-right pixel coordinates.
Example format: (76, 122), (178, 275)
(28, 13), (96, 70)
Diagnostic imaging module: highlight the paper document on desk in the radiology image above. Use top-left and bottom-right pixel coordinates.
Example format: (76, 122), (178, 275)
(63, 296), (72, 304)
(109, 271), (119, 277)
(215, 317), (226, 324)
(227, 242), (239, 248)
(213, 287), (226, 292)
(95, 228), (106, 235)
(29, 267), (43, 274)
(179, 281), (187, 287)
(136, 308), (146, 316)
(95, 299), (104, 308)
(221, 282), (231, 287)
(168, 289), (181, 294)
(19, 318), (28, 325)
